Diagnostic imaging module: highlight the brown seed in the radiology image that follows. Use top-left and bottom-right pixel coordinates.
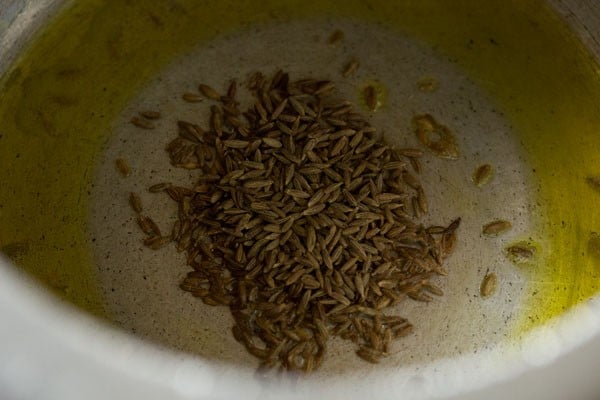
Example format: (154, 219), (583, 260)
(363, 85), (378, 111)
(182, 93), (204, 103)
(392, 324), (413, 338)
(177, 120), (205, 143)
(417, 186), (428, 214)
(328, 29), (344, 45)
(145, 235), (171, 250)
(445, 218), (462, 234)
(480, 272), (498, 298)
(171, 220), (182, 241)
(473, 164), (494, 187)
(286, 269), (307, 286)
(271, 99), (288, 120)
(137, 216), (154, 235)
(306, 225), (316, 252)
(139, 110), (161, 120)
(383, 161), (406, 171)
(285, 188), (311, 199)
(227, 80), (237, 99)
(315, 81), (336, 96)
(402, 172), (420, 189)
(356, 347), (382, 364)
(243, 179), (272, 189)
(115, 158), (131, 177)
(423, 283), (444, 296)
(262, 137), (283, 148)
(241, 160), (265, 170)
(129, 192), (143, 214)
(411, 197), (421, 218)
(397, 148), (423, 158)
(302, 204), (326, 216)
(409, 158), (422, 174)
(130, 116), (155, 129)
(175, 161), (201, 170)
(330, 291), (351, 306)
(288, 97), (305, 116)
(377, 193), (404, 203)
(198, 84), (220, 100)
(342, 59), (359, 77)
(211, 105), (223, 136)
(223, 139), (249, 149)
(144, 217), (162, 236)
(307, 189), (325, 208)
(482, 220), (512, 236)
(148, 182), (171, 193)
(442, 231), (457, 257)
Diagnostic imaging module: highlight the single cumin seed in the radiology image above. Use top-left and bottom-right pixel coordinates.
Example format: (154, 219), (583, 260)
(480, 272), (498, 298)
(115, 158), (131, 177)
(482, 220), (512, 236)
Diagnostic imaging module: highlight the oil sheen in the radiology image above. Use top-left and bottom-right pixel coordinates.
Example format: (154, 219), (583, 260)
(0, 0), (598, 347)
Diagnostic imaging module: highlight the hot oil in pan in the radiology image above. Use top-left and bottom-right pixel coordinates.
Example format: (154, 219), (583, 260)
(0, 0), (597, 364)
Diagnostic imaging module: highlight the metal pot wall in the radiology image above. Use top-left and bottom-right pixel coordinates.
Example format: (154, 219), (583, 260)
(0, 1), (599, 399)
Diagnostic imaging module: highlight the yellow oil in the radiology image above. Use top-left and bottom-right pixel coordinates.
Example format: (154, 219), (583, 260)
(0, 0), (598, 332)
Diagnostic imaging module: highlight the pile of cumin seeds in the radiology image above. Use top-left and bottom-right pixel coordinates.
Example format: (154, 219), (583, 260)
(136, 70), (460, 372)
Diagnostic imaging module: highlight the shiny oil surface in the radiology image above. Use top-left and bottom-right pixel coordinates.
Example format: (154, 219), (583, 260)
(0, 0), (598, 368)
